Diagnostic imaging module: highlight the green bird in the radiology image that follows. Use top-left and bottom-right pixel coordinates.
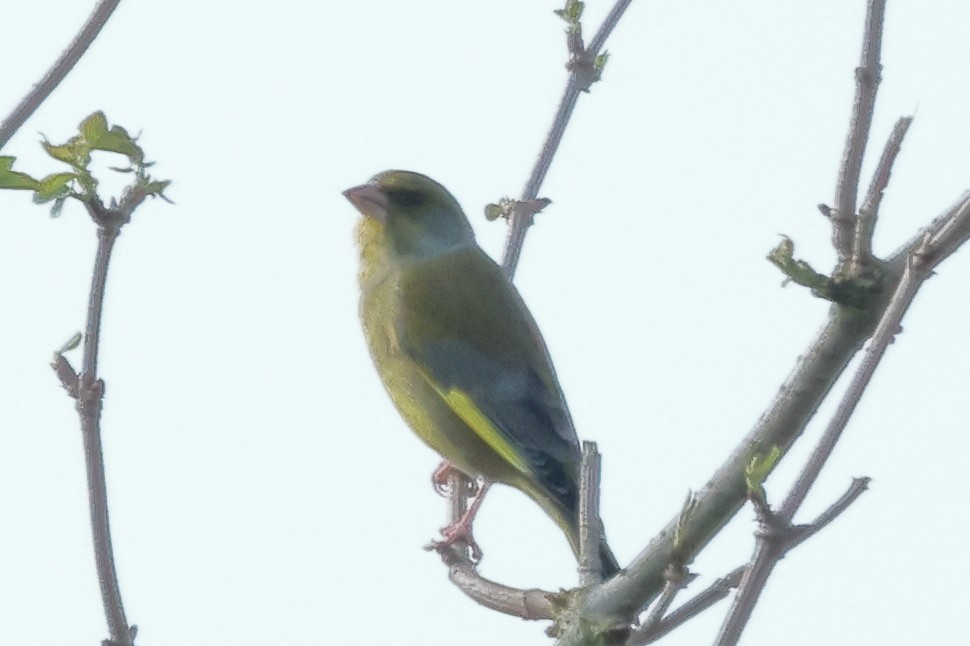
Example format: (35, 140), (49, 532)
(344, 170), (619, 576)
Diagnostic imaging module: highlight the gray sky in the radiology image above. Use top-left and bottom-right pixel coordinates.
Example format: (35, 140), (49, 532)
(2, 2), (969, 644)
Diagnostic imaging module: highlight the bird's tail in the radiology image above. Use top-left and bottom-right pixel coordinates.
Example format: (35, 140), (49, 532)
(535, 487), (622, 578)
(595, 532), (621, 578)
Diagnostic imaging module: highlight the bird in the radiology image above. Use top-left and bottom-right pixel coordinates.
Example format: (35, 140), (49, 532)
(344, 170), (619, 576)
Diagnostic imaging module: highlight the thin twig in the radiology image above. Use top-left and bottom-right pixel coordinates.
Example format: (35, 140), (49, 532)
(51, 202), (135, 646)
(714, 478), (871, 645)
(80, 224), (132, 645)
(853, 116), (914, 269)
(446, 470), (471, 545)
(576, 4), (897, 630)
(906, 191), (970, 270)
(779, 252), (925, 521)
(83, 214), (132, 646)
(634, 567), (745, 645)
(0, 0), (122, 151)
(444, 550), (557, 619)
(502, 0), (635, 277)
(791, 477), (871, 546)
(578, 442), (606, 585)
(588, 0), (635, 55)
(634, 476), (867, 646)
(580, 306), (878, 626)
(638, 565), (695, 634)
(713, 534), (782, 645)
(832, 0), (886, 261)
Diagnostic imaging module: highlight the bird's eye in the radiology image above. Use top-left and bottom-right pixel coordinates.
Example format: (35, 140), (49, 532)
(387, 188), (426, 207)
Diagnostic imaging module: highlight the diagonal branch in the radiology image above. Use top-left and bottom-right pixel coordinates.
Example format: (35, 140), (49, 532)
(580, 305), (880, 626)
(502, 0), (635, 277)
(779, 254), (924, 520)
(0, 0), (122, 151)
(900, 191), (970, 270)
(444, 550), (558, 619)
(635, 567), (745, 644)
(832, 0), (886, 261)
(632, 478), (869, 645)
(853, 116), (914, 269)
(714, 478), (871, 645)
(52, 201), (136, 646)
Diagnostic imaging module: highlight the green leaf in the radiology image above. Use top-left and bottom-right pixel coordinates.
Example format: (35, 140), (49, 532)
(767, 236), (830, 291)
(59, 332), (83, 353)
(484, 203), (504, 221)
(555, 0), (584, 26)
(0, 156), (40, 190)
(42, 137), (92, 168)
(33, 172), (76, 203)
(745, 446), (782, 501)
(49, 196), (67, 218)
(12, 112), (170, 219)
(79, 111), (109, 142)
(74, 111), (145, 165)
(142, 179), (171, 198)
(593, 51), (610, 82)
(484, 197), (518, 222)
(42, 141), (79, 165)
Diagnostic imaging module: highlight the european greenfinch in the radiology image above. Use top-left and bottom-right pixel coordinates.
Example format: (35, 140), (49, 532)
(344, 170), (619, 576)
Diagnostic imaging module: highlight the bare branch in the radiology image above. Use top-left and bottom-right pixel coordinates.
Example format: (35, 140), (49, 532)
(637, 565), (695, 636)
(853, 116), (914, 268)
(580, 307), (879, 626)
(635, 475), (866, 646)
(714, 478), (870, 645)
(0, 0), (122, 151)
(794, 477), (871, 546)
(634, 567), (745, 645)
(713, 534), (782, 645)
(51, 198), (141, 645)
(779, 249), (926, 521)
(51, 344), (81, 398)
(502, 0), (635, 277)
(631, 476), (867, 646)
(588, 0), (635, 55)
(832, 0), (886, 261)
(578, 442), (607, 586)
(901, 191), (970, 270)
(443, 549), (557, 620)
(444, 469), (474, 556)
(77, 222), (133, 646)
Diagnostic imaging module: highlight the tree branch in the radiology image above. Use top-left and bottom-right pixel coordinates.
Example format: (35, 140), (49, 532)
(502, 0), (635, 277)
(715, 478), (871, 645)
(853, 116), (914, 269)
(444, 549), (558, 620)
(579, 304), (880, 626)
(831, 0), (885, 262)
(52, 199), (138, 646)
(0, 0), (122, 151)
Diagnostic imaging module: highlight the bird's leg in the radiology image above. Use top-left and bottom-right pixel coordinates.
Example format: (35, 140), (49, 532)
(430, 461), (478, 497)
(430, 480), (492, 563)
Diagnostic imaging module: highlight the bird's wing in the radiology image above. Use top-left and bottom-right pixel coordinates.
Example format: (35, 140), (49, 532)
(397, 247), (579, 506)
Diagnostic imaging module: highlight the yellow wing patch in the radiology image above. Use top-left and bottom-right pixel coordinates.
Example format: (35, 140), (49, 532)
(419, 367), (531, 476)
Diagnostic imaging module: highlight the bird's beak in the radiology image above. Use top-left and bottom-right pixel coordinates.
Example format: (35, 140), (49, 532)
(343, 184), (389, 223)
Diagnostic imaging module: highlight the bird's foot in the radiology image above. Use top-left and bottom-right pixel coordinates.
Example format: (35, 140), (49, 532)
(427, 516), (484, 564)
(430, 462), (478, 497)
(425, 480), (492, 564)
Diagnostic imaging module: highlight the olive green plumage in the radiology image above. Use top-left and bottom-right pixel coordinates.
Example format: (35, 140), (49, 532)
(345, 170), (618, 575)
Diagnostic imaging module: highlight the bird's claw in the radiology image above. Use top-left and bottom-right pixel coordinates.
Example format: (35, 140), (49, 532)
(430, 462), (478, 497)
(426, 520), (484, 564)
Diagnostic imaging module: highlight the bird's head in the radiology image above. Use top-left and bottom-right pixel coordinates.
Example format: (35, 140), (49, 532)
(344, 171), (476, 261)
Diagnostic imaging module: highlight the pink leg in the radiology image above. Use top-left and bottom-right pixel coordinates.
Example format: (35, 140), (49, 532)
(431, 481), (492, 563)
(426, 464), (491, 562)
(430, 461), (478, 497)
